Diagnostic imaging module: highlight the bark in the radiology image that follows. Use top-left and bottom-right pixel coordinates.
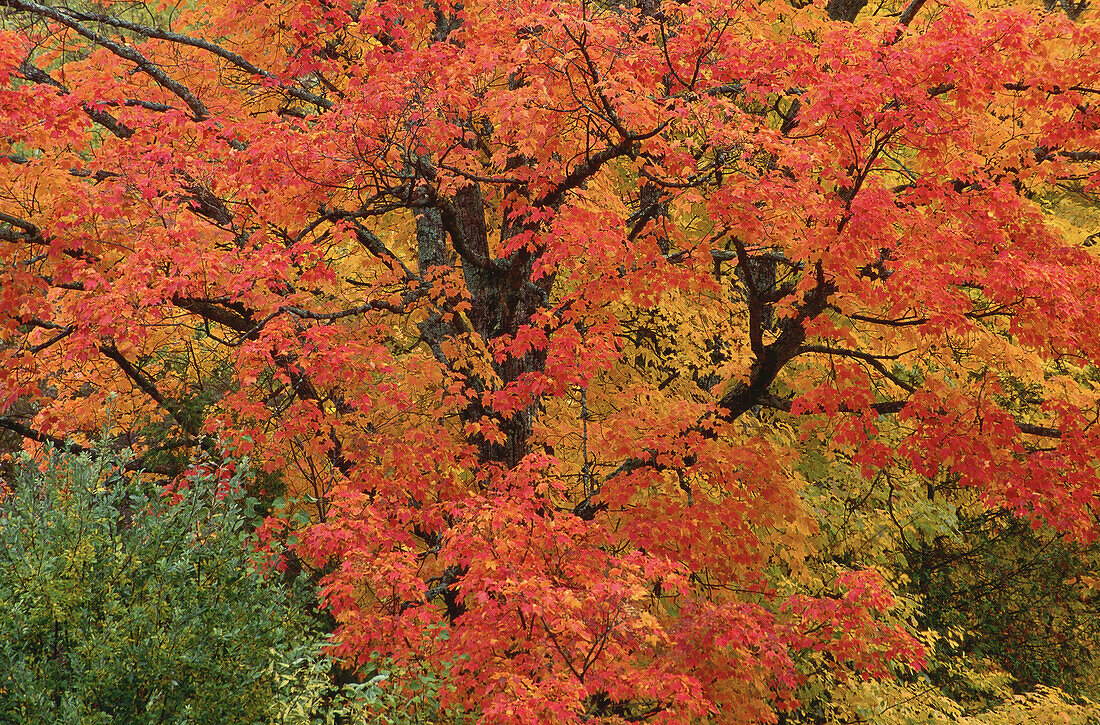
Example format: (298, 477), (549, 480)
(826, 0), (868, 21)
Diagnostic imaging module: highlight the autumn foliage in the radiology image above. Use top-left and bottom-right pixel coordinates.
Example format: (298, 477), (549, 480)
(1, 0), (1100, 719)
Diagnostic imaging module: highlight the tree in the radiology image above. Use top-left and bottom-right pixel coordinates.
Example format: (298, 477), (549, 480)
(1, 0), (1099, 720)
(790, 434), (1100, 722)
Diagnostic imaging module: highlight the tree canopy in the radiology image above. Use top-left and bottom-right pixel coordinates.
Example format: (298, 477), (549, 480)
(1, 0), (1099, 720)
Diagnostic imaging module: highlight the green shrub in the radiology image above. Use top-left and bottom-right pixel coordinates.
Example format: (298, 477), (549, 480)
(0, 446), (310, 724)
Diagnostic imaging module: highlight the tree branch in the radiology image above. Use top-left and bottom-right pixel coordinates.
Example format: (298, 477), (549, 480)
(759, 394), (1063, 438)
(798, 344), (917, 393)
(99, 342), (200, 435)
(3, 0), (211, 121)
(2, 0), (332, 112)
(537, 137), (637, 209)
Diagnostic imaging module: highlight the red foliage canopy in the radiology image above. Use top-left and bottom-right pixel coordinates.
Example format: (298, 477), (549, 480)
(1, 0), (1099, 719)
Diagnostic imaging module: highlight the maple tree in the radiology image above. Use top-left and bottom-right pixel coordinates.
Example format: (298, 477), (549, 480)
(1, 0), (1100, 720)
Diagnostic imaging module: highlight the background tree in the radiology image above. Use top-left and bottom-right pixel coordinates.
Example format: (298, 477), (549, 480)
(1, 0), (1099, 721)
